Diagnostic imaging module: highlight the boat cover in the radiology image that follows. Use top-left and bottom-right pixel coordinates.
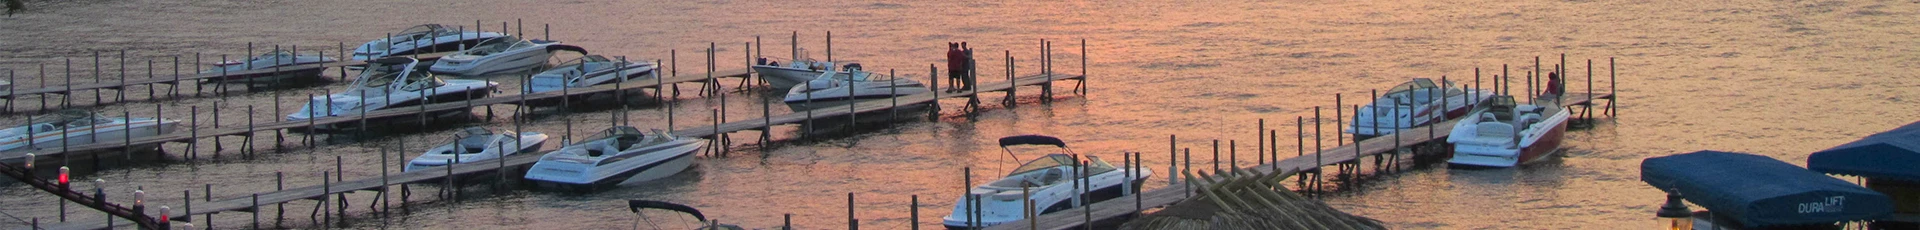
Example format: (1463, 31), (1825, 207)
(546, 44), (588, 55)
(999, 135), (1066, 148)
(1808, 121), (1920, 182)
(1642, 150), (1892, 227)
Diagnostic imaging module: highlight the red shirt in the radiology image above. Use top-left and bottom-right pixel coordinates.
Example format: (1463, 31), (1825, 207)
(947, 49), (966, 71)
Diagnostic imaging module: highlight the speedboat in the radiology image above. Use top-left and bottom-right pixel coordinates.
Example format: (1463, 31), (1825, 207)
(1346, 78), (1493, 139)
(941, 135), (1153, 228)
(524, 126), (707, 191)
(403, 127), (549, 172)
(1444, 95), (1570, 168)
(751, 55), (857, 90)
(0, 110), (181, 154)
(351, 24), (509, 64)
(285, 57), (498, 130)
(522, 45), (657, 106)
(428, 36), (561, 76)
(202, 49), (338, 84)
(781, 64), (929, 111)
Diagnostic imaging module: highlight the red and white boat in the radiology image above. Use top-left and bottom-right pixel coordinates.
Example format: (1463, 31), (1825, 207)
(1444, 95), (1568, 168)
(1346, 78), (1494, 140)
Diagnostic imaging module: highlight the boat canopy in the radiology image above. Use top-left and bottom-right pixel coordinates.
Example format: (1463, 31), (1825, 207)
(626, 200), (707, 222)
(1641, 150), (1892, 227)
(998, 135), (1067, 148)
(1809, 121), (1920, 182)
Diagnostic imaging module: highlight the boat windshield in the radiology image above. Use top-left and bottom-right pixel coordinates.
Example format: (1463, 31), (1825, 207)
(582, 126), (646, 148)
(462, 36), (522, 55)
(1481, 95), (1518, 121)
(397, 24), (448, 38)
(19, 110), (106, 129)
(1085, 156), (1118, 175)
(1384, 78), (1438, 95)
(555, 55), (609, 70)
(1007, 154), (1079, 176)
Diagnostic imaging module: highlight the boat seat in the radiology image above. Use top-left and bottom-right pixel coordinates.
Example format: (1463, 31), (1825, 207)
(1517, 114), (1544, 130)
(1475, 122), (1513, 138)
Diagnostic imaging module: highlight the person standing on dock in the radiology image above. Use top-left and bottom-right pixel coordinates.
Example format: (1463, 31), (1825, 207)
(961, 42), (976, 91)
(947, 42), (968, 92)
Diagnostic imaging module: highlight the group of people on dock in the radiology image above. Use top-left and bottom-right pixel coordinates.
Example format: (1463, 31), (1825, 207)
(946, 42), (975, 92)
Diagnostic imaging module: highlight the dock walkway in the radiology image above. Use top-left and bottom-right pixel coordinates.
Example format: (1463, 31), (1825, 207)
(989, 92), (1612, 230)
(38, 73), (1086, 230)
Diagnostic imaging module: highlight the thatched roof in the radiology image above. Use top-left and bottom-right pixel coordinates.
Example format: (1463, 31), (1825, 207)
(1120, 169), (1386, 230)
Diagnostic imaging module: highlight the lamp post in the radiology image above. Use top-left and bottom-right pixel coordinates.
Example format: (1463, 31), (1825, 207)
(1658, 192), (1693, 230)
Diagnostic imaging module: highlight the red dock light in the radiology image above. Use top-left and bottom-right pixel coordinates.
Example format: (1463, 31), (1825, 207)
(157, 206), (170, 224)
(57, 166), (69, 189)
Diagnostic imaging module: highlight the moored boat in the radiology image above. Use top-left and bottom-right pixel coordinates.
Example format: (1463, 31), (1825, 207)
(0, 110), (181, 154)
(781, 64), (929, 112)
(1444, 95), (1569, 168)
(1346, 78), (1493, 139)
(523, 126), (707, 191)
(285, 57), (498, 131)
(941, 135), (1152, 229)
(403, 127), (549, 172)
(201, 49), (338, 85)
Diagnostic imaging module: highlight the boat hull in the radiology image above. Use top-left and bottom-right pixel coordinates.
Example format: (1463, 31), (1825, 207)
(525, 139), (707, 192)
(0, 119), (181, 155)
(753, 65), (826, 90)
(403, 132), (550, 172)
(428, 49), (555, 76)
(286, 84), (497, 132)
(941, 169), (1153, 229)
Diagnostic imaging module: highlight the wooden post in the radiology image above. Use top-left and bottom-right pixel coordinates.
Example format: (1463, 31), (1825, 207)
(847, 192), (856, 230)
(910, 194), (919, 230)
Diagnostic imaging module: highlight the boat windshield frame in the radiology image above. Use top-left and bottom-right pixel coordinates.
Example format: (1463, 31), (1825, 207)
(1007, 154), (1080, 176)
(581, 126), (645, 144)
(396, 24), (449, 39)
(1384, 78), (1439, 95)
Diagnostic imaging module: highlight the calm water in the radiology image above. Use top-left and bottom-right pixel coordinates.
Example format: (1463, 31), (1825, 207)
(2, 0), (1917, 229)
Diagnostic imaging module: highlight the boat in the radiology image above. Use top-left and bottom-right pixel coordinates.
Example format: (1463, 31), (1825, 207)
(201, 49), (338, 85)
(751, 55), (858, 90)
(350, 24), (509, 64)
(427, 36), (561, 76)
(521, 45), (657, 106)
(1444, 95), (1570, 168)
(284, 57), (498, 131)
(781, 64), (930, 111)
(523, 126), (707, 191)
(941, 135), (1153, 229)
(0, 110), (181, 154)
(402, 127), (549, 172)
(1346, 78), (1493, 140)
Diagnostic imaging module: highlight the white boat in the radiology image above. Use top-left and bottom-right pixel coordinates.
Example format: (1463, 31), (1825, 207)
(202, 49), (339, 84)
(403, 127), (549, 172)
(1346, 78), (1493, 139)
(428, 36), (561, 76)
(781, 64), (929, 111)
(941, 135), (1153, 228)
(751, 56), (857, 90)
(0, 110), (181, 154)
(285, 57), (498, 130)
(524, 126), (707, 191)
(1444, 95), (1570, 168)
(351, 24), (508, 63)
(521, 45), (657, 106)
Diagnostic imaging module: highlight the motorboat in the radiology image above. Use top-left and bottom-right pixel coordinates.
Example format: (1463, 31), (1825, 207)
(284, 57), (498, 130)
(521, 45), (657, 106)
(1444, 95), (1570, 168)
(351, 24), (508, 63)
(781, 64), (930, 111)
(1346, 78), (1493, 139)
(403, 127), (549, 172)
(428, 36), (561, 76)
(941, 135), (1152, 228)
(0, 110), (181, 154)
(524, 126), (707, 191)
(201, 49), (338, 84)
(751, 55), (857, 90)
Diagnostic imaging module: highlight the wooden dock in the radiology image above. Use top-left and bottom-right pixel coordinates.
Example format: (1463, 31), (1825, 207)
(0, 68), (752, 163)
(0, 52), (454, 111)
(35, 71), (1086, 230)
(986, 92), (1613, 230)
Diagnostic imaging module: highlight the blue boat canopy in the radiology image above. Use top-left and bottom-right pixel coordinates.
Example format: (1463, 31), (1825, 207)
(1642, 150), (1892, 227)
(1809, 121), (1920, 182)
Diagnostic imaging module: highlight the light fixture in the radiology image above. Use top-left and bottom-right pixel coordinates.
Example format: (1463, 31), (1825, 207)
(1657, 192), (1693, 230)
